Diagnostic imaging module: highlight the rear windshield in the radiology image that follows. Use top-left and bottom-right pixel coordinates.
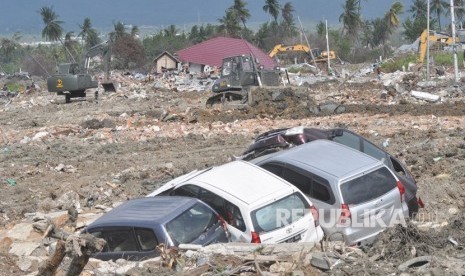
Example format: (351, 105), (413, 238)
(165, 203), (217, 245)
(340, 167), (397, 205)
(251, 192), (310, 233)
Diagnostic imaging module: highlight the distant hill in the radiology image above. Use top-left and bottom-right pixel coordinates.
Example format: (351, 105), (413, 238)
(3, 0), (413, 39)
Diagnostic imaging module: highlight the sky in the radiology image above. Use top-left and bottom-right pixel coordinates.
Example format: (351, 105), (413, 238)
(1, 0), (413, 38)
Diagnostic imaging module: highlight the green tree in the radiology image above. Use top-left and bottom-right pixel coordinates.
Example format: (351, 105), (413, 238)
(447, 0), (465, 25)
(233, 0), (250, 29)
(281, 2), (297, 35)
(408, 0), (427, 18)
(385, 1), (403, 34)
(78, 18), (92, 43)
(339, 0), (361, 38)
(402, 16), (431, 42)
(372, 18), (389, 47)
(39, 6), (75, 62)
(39, 6), (64, 42)
(218, 8), (242, 37)
(263, 0), (281, 22)
(316, 20), (325, 37)
(131, 25), (140, 37)
(430, 0), (448, 30)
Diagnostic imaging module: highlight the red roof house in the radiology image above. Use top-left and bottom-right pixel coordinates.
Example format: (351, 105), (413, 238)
(176, 37), (276, 70)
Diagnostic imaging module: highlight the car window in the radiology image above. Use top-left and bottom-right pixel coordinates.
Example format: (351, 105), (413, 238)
(363, 140), (389, 166)
(340, 167), (397, 205)
(281, 167), (311, 195)
(333, 131), (361, 151)
(172, 184), (200, 197)
(135, 228), (158, 251)
(198, 188), (246, 232)
(277, 167), (334, 204)
(260, 163), (284, 176)
(225, 201), (246, 232)
(251, 193), (309, 233)
(199, 188), (225, 217)
(90, 228), (138, 252)
(313, 179), (331, 203)
(390, 157), (408, 176)
(165, 203), (217, 245)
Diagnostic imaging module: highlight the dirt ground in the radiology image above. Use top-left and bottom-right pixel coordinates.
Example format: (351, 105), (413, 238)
(1, 70), (465, 274)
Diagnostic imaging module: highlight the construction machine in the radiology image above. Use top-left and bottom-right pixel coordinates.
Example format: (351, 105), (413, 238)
(268, 44), (336, 63)
(417, 29), (460, 64)
(206, 54), (281, 106)
(47, 40), (116, 103)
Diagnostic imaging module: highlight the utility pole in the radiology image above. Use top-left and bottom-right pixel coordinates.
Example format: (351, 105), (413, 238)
(297, 16), (319, 73)
(427, 0), (430, 80)
(450, 0), (459, 82)
(325, 19), (331, 73)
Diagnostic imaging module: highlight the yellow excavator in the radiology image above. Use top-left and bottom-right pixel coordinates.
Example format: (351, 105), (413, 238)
(417, 29), (459, 63)
(268, 44), (336, 63)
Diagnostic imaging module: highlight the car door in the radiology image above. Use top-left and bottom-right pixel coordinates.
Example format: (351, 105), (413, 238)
(171, 184), (247, 242)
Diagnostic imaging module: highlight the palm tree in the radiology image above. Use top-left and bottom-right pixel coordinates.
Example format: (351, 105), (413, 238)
(263, 0), (281, 22)
(281, 2), (294, 26)
(218, 8), (242, 37)
(385, 1), (403, 34)
(408, 0), (427, 18)
(39, 6), (63, 42)
(131, 25), (139, 37)
(430, 0), (449, 30)
(39, 5), (75, 62)
(233, 0), (250, 29)
(339, 0), (361, 37)
(78, 17), (92, 44)
(446, 0), (465, 27)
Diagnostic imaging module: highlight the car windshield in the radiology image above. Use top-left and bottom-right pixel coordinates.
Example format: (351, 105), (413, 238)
(340, 167), (397, 205)
(165, 203), (217, 245)
(251, 193), (309, 233)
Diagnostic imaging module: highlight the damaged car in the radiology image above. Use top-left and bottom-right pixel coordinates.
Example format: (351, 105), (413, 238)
(250, 140), (410, 246)
(148, 160), (324, 244)
(241, 126), (423, 217)
(84, 196), (229, 261)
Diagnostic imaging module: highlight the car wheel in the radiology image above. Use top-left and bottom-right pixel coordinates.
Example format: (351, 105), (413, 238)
(407, 197), (419, 218)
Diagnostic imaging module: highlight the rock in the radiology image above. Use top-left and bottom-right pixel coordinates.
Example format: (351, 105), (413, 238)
(449, 207), (458, 215)
(32, 131), (49, 141)
(16, 256), (33, 272)
(56, 191), (80, 210)
(311, 252), (342, 271)
(55, 163), (65, 172)
(20, 136), (31, 144)
(269, 262), (294, 273)
(411, 91), (440, 102)
(417, 80), (437, 88)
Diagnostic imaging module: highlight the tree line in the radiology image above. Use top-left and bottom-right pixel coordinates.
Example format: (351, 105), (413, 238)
(0, 0), (464, 76)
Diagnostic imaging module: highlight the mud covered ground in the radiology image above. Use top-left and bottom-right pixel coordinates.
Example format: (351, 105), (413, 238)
(1, 73), (465, 274)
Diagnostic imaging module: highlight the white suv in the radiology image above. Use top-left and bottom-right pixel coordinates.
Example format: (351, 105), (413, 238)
(147, 160), (324, 244)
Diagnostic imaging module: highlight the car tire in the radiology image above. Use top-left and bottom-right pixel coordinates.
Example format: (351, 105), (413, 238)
(407, 197), (419, 218)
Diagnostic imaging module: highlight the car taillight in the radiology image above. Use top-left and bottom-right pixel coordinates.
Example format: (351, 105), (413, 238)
(310, 205), (319, 227)
(338, 204), (351, 227)
(397, 180), (405, 202)
(251, 231), (261, 243)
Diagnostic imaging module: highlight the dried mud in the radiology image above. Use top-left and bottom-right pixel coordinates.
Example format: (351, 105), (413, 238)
(1, 78), (465, 275)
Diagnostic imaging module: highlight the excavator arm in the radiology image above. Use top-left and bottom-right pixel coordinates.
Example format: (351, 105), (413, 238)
(418, 29), (459, 63)
(82, 40), (112, 81)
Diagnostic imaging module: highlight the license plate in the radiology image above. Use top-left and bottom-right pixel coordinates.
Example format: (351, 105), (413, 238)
(285, 234), (301, 243)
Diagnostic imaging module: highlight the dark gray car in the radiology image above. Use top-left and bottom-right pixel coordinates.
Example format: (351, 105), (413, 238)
(241, 126), (423, 217)
(84, 196), (229, 261)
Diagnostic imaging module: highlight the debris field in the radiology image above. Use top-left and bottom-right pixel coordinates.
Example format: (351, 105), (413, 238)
(1, 65), (465, 275)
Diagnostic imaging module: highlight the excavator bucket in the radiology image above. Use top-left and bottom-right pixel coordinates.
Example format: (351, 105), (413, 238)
(101, 81), (117, 92)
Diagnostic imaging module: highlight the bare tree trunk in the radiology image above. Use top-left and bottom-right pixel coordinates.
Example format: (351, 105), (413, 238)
(37, 240), (66, 276)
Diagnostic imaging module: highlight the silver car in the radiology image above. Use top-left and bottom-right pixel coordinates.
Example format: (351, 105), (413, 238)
(250, 140), (409, 246)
